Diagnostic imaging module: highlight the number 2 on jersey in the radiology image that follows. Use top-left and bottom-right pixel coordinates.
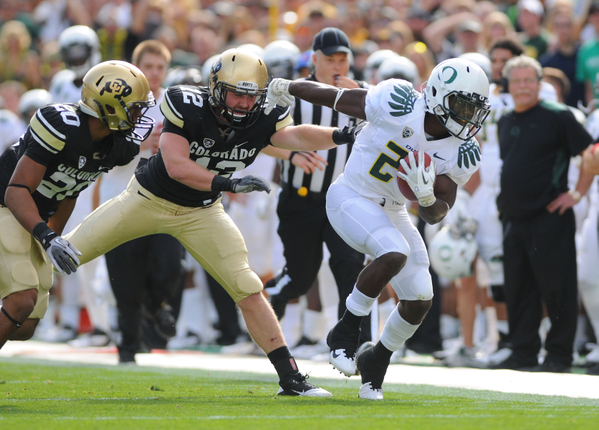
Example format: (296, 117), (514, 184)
(369, 141), (409, 182)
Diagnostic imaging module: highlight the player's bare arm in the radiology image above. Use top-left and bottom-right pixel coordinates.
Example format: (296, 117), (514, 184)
(266, 78), (368, 120)
(48, 197), (77, 235)
(261, 145), (328, 174)
(160, 131), (216, 191)
(419, 174), (457, 225)
(4, 155), (47, 233)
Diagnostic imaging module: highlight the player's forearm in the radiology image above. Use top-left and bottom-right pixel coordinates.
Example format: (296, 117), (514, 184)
(289, 81), (367, 119)
(4, 188), (45, 234)
(164, 157), (215, 191)
(419, 199), (450, 225)
(48, 197), (77, 235)
(272, 125), (337, 152)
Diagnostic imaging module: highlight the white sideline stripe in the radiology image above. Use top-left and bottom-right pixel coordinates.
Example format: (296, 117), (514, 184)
(2, 341), (598, 399)
(48, 414), (494, 420)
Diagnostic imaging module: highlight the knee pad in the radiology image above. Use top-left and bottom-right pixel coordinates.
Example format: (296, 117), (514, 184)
(490, 284), (506, 303)
(391, 267), (433, 301)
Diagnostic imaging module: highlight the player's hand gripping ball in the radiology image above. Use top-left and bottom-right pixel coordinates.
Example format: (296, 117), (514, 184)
(397, 151), (434, 202)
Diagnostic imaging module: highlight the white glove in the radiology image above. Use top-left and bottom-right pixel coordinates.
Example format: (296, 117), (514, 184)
(264, 78), (294, 115)
(398, 151), (437, 207)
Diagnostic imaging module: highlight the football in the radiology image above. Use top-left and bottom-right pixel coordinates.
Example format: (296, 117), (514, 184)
(397, 151), (433, 201)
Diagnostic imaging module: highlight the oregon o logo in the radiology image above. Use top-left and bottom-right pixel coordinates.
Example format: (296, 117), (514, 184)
(440, 66), (458, 84)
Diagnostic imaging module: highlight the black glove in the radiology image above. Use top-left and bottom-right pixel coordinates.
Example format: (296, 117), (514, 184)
(32, 222), (81, 274)
(332, 120), (367, 145)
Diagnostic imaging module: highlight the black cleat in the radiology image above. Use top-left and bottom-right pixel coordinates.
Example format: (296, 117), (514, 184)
(277, 374), (332, 397)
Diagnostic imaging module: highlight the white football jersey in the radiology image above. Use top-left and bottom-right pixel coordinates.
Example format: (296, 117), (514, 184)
(49, 69), (82, 104)
(338, 79), (481, 204)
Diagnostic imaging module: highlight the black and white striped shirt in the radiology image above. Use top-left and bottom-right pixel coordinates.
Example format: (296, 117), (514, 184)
(280, 75), (363, 196)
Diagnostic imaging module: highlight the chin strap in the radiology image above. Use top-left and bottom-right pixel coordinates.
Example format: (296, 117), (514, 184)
(1, 306), (23, 328)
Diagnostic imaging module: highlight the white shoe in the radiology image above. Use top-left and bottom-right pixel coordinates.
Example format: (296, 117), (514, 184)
(40, 325), (78, 343)
(487, 347), (512, 366)
(358, 382), (383, 400)
(291, 342), (329, 360)
(585, 344), (599, 363)
(329, 349), (357, 377)
(68, 330), (111, 348)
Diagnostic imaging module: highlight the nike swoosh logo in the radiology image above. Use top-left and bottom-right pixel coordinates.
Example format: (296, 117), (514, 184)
(99, 166), (111, 171)
(137, 190), (150, 200)
(421, 172), (429, 184)
(234, 141), (249, 148)
(332, 351), (341, 358)
(433, 152), (446, 161)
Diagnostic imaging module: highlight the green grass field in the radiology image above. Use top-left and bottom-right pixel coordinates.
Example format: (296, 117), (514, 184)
(1, 358), (598, 430)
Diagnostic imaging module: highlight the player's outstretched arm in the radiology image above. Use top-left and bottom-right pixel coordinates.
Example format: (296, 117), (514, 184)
(265, 78), (367, 119)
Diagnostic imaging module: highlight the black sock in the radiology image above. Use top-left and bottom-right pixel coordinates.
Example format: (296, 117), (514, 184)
(268, 346), (299, 381)
(373, 341), (393, 363)
(341, 309), (363, 330)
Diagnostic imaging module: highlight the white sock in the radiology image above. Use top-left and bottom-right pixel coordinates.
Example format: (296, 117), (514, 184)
(379, 306), (420, 352)
(579, 280), (599, 337)
(345, 285), (377, 317)
(485, 306), (499, 351)
(280, 302), (302, 347)
(302, 309), (324, 342)
(496, 320), (509, 336)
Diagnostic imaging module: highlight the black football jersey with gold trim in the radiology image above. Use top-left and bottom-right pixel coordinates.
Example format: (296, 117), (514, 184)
(135, 85), (292, 207)
(0, 103), (139, 219)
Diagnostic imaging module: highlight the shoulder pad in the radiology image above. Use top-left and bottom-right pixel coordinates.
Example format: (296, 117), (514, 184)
(29, 104), (78, 153)
(160, 85), (208, 129)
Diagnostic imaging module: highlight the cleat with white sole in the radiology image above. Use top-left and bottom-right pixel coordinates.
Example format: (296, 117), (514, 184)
(358, 382), (384, 400)
(278, 374), (332, 397)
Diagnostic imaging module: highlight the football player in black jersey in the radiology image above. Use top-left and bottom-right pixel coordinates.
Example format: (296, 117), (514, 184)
(0, 60), (155, 350)
(63, 48), (355, 396)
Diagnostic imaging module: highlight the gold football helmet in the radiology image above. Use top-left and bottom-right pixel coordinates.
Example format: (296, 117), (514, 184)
(79, 60), (155, 141)
(209, 48), (268, 129)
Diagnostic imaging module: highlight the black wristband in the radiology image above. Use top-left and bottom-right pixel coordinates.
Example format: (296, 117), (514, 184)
(32, 221), (57, 249)
(289, 151), (298, 162)
(332, 128), (349, 145)
(211, 175), (234, 192)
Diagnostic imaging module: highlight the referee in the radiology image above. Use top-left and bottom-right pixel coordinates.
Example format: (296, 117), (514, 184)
(265, 27), (370, 346)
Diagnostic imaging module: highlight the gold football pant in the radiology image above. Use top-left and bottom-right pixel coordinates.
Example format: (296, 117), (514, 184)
(64, 177), (263, 303)
(0, 207), (52, 319)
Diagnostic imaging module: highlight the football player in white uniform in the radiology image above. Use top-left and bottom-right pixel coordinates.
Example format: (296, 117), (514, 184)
(266, 57), (490, 399)
(50, 25), (101, 104)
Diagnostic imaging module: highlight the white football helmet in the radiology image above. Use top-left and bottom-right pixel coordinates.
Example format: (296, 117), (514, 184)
(363, 49), (400, 84)
(458, 52), (491, 78)
(376, 55), (420, 86)
(263, 40), (301, 80)
(428, 223), (478, 281)
(58, 25), (101, 79)
(423, 58), (490, 140)
(18, 89), (52, 122)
